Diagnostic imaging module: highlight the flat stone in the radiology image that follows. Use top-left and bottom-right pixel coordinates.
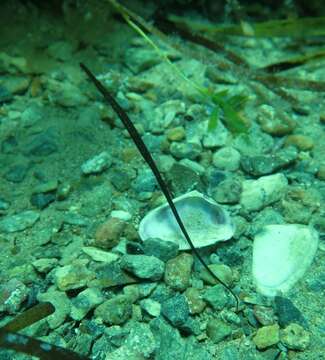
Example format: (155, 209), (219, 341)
(54, 261), (95, 291)
(71, 288), (104, 321)
(253, 324), (280, 349)
(94, 295), (132, 325)
(0, 210), (39, 233)
(206, 319), (232, 344)
(120, 254), (165, 281)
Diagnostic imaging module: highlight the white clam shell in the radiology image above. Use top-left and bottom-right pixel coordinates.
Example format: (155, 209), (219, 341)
(253, 224), (319, 297)
(138, 190), (235, 250)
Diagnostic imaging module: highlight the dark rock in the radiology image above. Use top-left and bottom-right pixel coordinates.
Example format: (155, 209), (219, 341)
(143, 237), (179, 262)
(1, 135), (18, 154)
(167, 162), (202, 194)
(211, 177), (242, 204)
(161, 293), (190, 327)
(4, 163), (29, 183)
(241, 146), (297, 176)
(110, 167), (132, 192)
(24, 130), (58, 156)
(274, 296), (307, 328)
(30, 192), (56, 209)
(0, 85), (13, 103)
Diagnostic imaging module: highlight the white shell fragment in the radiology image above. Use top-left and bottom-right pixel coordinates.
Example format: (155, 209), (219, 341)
(253, 224), (319, 297)
(138, 190), (235, 250)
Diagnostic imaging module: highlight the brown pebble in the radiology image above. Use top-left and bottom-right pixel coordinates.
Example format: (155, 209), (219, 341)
(319, 113), (325, 124)
(317, 164), (325, 180)
(285, 134), (314, 151)
(94, 217), (125, 249)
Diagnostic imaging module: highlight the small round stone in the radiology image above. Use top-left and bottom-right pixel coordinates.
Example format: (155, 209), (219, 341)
(166, 126), (186, 141)
(212, 146), (240, 171)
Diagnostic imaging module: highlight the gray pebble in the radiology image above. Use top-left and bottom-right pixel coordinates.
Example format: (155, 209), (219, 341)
(120, 254), (165, 281)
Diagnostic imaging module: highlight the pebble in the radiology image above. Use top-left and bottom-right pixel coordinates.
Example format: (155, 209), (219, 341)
(252, 324), (280, 349)
(120, 254), (165, 281)
(53, 261), (95, 291)
(281, 199), (313, 224)
(110, 166), (133, 191)
(126, 77), (155, 93)
(285, 134), (314, 150)
(206, 319), (232, 344)
(167, 162), (201, 193)
(274, 296), (307, 328)
(33, 179), (58, 194)
(157, 154), (175, 172)
(233, 131), (274, 156)
(161, 293), (190, 327)
(142, 237), (179, 262)
(20, 103), (43, 128)
(110, 210), (132, 222)
(124, 48), (161, 74)
(179, 158), (205, 175)
(70, 288), (104, 321)
(249, 208), (284, 236)
(32, 258), (58, 273)
(30, 193), (56, 209)
(4, 163), (29, 183)
(131, 168), (156, 193)
(317, 164), (325, 180)
(280, 323), (310, 350)
(240, 173), (288, 211)
(166, 126), (186, 141)
(47, 79), (88, 107)
(0, 197), (10, 212)
(211, 177), (242, 204)
(164, 253), (193, 291)
(0, 85), (13, 103)
(37, 290), (70, 329)
(0, 210), (39, 233)
(0, 278), (29, 314)
(94, 217), (125, 249)
(81, 151), (112, 175)
(82, 246), (119, 263)
(1, 135), (18, 154)
(47, 40), (76, 61)
(184, 287), (206, 314)
(202, 120), (229, 148)
(94, 294), (132, 325)
(1, 75), (30, 95)
(24, 130), (58, 156)
(123, 322), (156, 358)
(199, 264), (233, 287)
(139, 298), (161, 317)
(0, 52), (28, 73)
(240, 146), (297, 176)
(169, 141), (202, 160)
(62, 212), (89, 227)
(212, 146), (241, 171)
(203, 284), (230, 310)
(253, 305), (275, 326)
(152, 100), (186, 134)
(257, 104), (296, 135)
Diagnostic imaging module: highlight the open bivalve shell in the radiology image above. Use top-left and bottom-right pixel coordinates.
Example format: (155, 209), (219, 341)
(138, 190), (235, 250)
